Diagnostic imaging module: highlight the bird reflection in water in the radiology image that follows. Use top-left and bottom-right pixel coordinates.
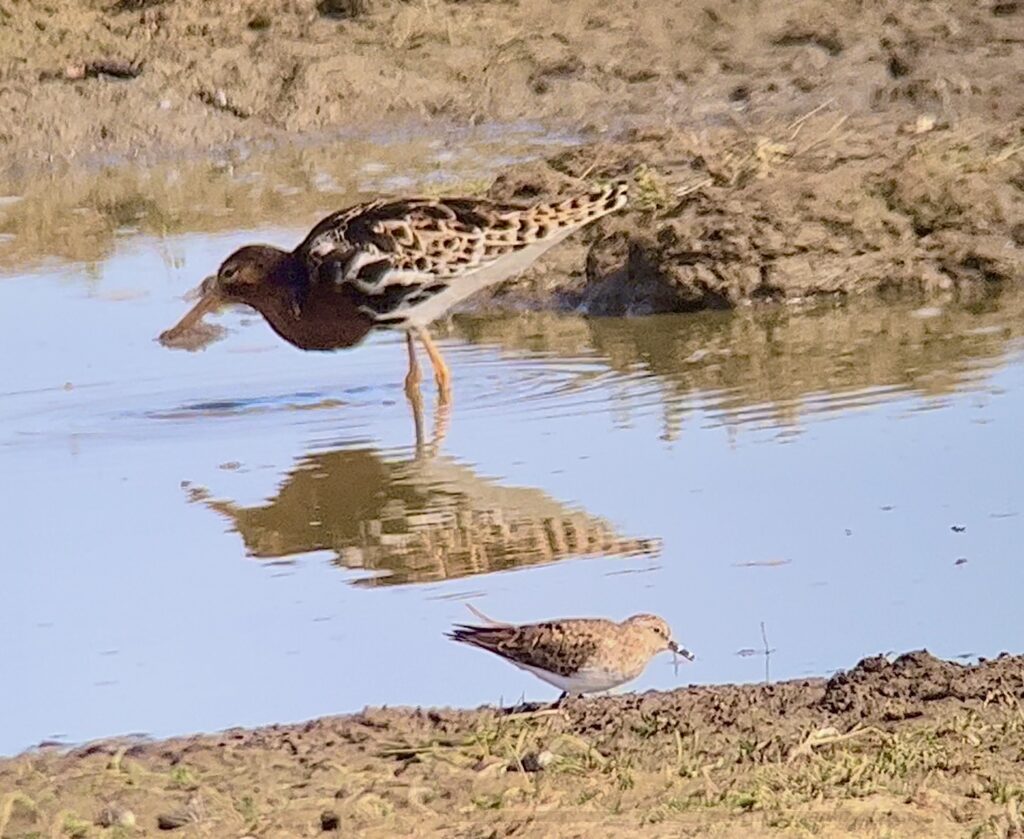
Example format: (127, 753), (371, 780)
(188, 400), (658, 586)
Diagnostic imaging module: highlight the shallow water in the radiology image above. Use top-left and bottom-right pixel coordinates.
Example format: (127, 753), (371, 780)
(2, 142), (1024, 756)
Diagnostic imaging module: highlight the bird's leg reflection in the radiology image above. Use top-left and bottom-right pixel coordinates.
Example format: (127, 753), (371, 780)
(412, 388), (451, 459)
(405, 331), (430, 451)
(417, 327), (452, 405)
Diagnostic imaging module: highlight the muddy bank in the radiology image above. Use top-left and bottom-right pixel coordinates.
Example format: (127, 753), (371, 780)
(1, 0), (1021, 170)
(474, 117), (1024, 313)
(3, 651), (1024, 837)
(1, 0), (1022, 310)
(2, 114), (1022, 317)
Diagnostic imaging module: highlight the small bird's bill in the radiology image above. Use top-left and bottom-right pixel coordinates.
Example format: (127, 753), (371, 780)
(158, 282), (226, 351)
(668, 640), (695, 661)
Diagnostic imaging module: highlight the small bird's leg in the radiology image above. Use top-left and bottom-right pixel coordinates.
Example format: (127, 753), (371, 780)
(551, 691), (569, 710)
(417, 327), (452, 404)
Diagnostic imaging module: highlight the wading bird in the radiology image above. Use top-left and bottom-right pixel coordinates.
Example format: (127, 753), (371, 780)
(159, 183), (629, 405)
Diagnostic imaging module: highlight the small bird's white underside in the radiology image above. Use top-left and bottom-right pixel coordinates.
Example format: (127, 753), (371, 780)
(513, 662), (636, 695)
(355, 230), (576, 329)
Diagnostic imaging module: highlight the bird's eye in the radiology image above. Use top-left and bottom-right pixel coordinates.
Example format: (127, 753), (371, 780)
(221, 265), (238, 281)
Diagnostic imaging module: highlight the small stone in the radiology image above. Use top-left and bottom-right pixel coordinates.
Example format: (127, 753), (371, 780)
(96, 806), (135, 828)
(157, 811), (190, 830)
(914, 114), (937, 134)
(320, 809), (340, 831)
(510, 751), (551, 772)
(317, 0), (370, 17)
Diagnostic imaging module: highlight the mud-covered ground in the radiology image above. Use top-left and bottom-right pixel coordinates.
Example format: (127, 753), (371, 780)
(3, 652), (1024, 837)
(1, 0), (1023, 310)
(1, 0), (1022, 168)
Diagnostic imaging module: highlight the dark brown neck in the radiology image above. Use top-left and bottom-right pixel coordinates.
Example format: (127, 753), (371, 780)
(242, 254), (375, 352)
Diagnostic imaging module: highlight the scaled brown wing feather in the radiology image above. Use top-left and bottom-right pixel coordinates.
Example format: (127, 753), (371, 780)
(447, 621), (603, 677)
(296, 198), (508, 283)
(296, 186), (629, 289)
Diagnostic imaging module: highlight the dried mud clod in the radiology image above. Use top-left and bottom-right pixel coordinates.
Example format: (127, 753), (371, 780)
(317, 0), (372, 18)
(821, 649), (1024, 718)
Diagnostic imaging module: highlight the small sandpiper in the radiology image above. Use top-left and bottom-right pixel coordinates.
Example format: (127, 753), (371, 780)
(447, 613), (693, 701)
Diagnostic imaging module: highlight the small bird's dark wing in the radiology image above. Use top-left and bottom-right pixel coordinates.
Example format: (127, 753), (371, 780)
(447, 621), (604, 677)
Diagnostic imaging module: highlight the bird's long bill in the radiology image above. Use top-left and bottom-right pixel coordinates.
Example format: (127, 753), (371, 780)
(158, 279), (222, 349)
(668, 640), (695, 661)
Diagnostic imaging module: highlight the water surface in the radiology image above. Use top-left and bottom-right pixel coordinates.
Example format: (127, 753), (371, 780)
(2, 138), (1022, 756)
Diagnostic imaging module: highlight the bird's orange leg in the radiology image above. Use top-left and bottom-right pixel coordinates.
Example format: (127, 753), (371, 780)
(417, 327), (452, 403)
(404, 332), (427, 449)
(404, 331), (423, 399)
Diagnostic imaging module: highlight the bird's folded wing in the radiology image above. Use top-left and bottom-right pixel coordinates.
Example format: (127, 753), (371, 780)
(449, 621), (602, 676)
(294, 189), (625, 322)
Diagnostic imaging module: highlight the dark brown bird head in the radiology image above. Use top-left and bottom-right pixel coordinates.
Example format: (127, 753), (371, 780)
(213, 245), (288, 300)
(158, 245), (292, 348)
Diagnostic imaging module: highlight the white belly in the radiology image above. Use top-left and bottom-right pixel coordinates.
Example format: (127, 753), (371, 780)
(515, 662), (635, 694)
(400, 232), (575, 329)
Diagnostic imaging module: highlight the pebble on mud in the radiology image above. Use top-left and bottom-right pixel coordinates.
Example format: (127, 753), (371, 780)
(156, 812), (190, 830)
(509, 750), (555, 772)
(317, 0), (370, 18)
(95, 806), (135, 828)
(320, 809), (340, 830)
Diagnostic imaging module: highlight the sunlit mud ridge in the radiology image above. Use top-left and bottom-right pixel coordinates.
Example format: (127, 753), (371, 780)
(472, 120), (1024, 314)
(4, 651), (1024, 837)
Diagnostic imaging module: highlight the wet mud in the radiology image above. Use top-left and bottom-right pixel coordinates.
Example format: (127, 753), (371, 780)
(4, 652), (1024, 837)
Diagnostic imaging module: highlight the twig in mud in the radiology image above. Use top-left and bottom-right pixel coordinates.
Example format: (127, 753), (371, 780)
(578, 155), (609, 181)
(45, 60), (144, 82)
(502, 708), (564, 721)
(787, 98), (836, 138)
(787, 723), (883, 763)
(673, 177), (713, 200)
(795, 114), (849, 157)
(994, 143), (1024, 164)
(195, 89), (250, 120)
(761, 621), (775, 684)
